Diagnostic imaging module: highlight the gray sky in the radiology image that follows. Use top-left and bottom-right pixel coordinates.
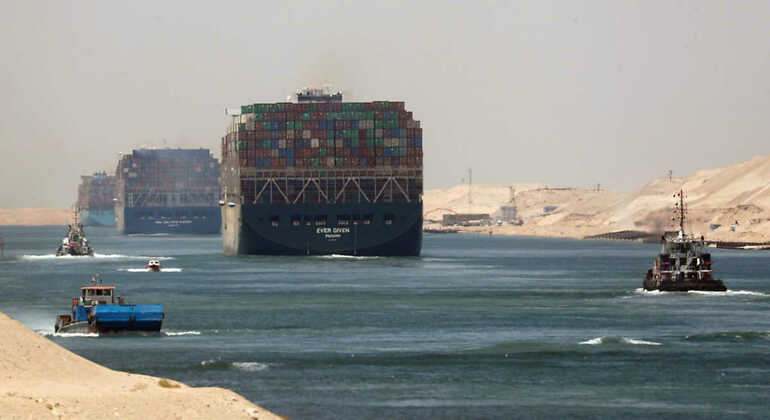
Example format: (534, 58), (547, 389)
(1, 1), (769, 208)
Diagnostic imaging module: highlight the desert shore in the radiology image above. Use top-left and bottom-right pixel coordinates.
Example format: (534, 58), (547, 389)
(424, 154), (770, 244)
(0, 312), (281, 420)
(0, 208), (71, 226)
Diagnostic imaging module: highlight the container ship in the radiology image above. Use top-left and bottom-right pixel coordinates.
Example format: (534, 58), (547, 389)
(77, 171), (116, 226)
(220, 88), (423, 256)
(115, 148), (221, 234)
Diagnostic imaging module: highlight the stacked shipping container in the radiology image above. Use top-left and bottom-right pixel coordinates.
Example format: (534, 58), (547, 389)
(114, 148), (221, 234)
(116, 149), (220, 207)
(223, 101), (422, 172)
(77, 171), (117, 226)
(77, 172), (116, 211)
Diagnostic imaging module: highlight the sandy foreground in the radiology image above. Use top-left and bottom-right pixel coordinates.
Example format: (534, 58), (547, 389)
(0, 313), (281, 420)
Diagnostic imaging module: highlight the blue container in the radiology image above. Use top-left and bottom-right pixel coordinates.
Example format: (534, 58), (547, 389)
(93, 304), (164, 332)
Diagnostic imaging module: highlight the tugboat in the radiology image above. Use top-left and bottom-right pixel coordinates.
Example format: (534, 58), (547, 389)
(56, 209), (95, 257)
(146, 258), (161, 272)
(54, 275), (165, 334)
(643, 190), (727, 292)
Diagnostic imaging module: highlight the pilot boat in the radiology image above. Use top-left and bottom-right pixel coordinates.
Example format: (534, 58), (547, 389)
(146, 259), (161, 272)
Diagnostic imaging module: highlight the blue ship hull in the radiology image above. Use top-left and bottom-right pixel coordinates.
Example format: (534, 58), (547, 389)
(116, 206), (221, 235)
(56, 304), (164, 334)
(81, 208), (116, 227)
(222, 202), (422, 256)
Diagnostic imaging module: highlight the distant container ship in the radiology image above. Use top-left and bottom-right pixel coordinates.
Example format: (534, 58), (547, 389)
(77, 171), (116, 226)
(115, 148), (221, 234)
(220, 88), (423, 256)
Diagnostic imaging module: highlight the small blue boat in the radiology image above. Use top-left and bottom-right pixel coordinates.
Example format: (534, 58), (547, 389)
(54, 280), (164, 334)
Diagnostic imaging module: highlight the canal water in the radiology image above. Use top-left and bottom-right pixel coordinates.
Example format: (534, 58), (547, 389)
(1, 226), (769, 418)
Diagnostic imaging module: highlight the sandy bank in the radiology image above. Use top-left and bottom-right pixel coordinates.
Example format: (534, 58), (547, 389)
(0, 208), (71, 226)
(0, 312), (281, 420)
(424, 154), (770, 243)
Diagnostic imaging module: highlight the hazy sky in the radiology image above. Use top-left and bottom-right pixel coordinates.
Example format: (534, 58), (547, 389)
(1, 1), (769, 208)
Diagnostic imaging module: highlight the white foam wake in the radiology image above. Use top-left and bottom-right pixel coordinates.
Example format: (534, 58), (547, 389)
(164, 331), (201, 336)
(119, 268), (183, 273)
(579, 337), (604, 345)
(318, 254), (380, 260)
(633, 288), (767, 297)
(231, 362), (269, 372)
(21, 254), (174, 261)
(579, 336), (661, 346)
(51, 332), (100, 338)
(622, 338), (662, 346)
(688, 290), (768, 297)
(633, 288), (668, 295)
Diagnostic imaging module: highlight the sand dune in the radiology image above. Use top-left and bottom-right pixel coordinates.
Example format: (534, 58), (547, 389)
(0, 312), (281, 420)
(425, 154), (770, 242)
(0, 208), (71, 226)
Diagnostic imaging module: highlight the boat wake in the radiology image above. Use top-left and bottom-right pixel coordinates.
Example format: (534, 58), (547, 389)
(199, 358), (269, 372)
(232, 362), (270, 372)
(633, 288), (668, 296)
(318, 254), (381, 260)
(119, 268), (183, 273)
(42, 332), (100, 338)
(163, 330), (201, 336)
(688, 290), (768, 297)
(579, 336), (662, 346)
(685, 331), (770, 342)
(633, 288), (767, 297)
(41, 330), (198, 338)
(21, 254), (174, 261)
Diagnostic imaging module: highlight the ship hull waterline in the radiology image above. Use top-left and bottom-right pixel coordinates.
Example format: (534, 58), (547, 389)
(222, 202), (423, 256)
(643, 274), (727, 292)
(54, 320), (163, 335)
(116, 206), (221, 235)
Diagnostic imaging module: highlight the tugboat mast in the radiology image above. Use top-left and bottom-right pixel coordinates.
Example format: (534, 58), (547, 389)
(674, 189), (687, 236)
(678, 190), (685, 234)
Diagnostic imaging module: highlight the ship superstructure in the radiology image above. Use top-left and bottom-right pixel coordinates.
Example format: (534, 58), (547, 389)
(77, 171), (116, 226)
(114, 148), (221, 234)
(220, 88), (423, 256)
(643, 190), (727, 292)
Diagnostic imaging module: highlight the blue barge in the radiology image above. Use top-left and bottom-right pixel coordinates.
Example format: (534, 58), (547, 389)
(54, 283), (164, 334)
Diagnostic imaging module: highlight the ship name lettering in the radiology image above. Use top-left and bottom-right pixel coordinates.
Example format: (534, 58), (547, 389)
(316, 227), (350, 234)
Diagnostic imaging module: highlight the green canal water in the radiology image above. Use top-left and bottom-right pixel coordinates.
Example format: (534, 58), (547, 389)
(1, 226), (769, 419)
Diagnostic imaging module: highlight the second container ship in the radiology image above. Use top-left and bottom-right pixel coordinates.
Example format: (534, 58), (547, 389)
(77, 171), (116, 226)
(115, 148), (221, 234)
(220, 89), (423, 256)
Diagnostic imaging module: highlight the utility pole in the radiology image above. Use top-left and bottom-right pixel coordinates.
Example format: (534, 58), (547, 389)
(668, 170), (673, 182)
(468, 168), (473, 213)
